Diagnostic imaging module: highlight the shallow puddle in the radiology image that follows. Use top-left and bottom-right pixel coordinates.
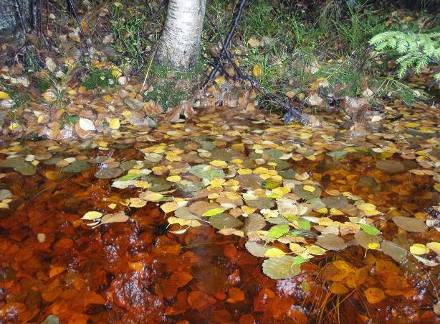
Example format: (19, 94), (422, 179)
(0, 107), (439, 323)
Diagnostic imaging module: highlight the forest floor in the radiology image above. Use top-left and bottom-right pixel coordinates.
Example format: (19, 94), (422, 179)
(0, 0), (439, 323)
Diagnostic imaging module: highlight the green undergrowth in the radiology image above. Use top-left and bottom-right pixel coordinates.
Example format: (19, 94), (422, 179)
(108, 0), (164, 73)
(203, 0), (438, 106)
(143, 62), (204, 112)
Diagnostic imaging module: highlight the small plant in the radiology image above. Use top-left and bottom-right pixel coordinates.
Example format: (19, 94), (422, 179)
(82, 69), (116, 90)
(370, 31), (440, 80)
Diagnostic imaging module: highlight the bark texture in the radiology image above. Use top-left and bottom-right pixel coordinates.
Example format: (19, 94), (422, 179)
(0, 0), (31, 37)
(156, 0), (206, 70)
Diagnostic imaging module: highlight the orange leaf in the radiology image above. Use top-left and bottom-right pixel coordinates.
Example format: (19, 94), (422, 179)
(364, 287), (385, 304)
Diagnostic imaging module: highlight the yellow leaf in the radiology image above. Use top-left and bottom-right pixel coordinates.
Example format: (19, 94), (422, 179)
(109, 118), (120, 130)
(241, 205), (256, 215)
(82, 211), (103, 220)
(367, 242), (380, 250)
(161, 201), (179, 213)
(166, 175), (182, 183)
(134, 180), (150, 189)
(215, 75), (225, 85)
(434, 183), (440, 192)
(426, 242), (440, 255)
(168, 216), (201, 227)
(127, 198), (146, 208)
(209, 178), (225, 188)
(111, 68), (122, 78)
(410, 243), (429, 255)
(203, 207), (225, 217)
(289, 243), (306, 254)
(306, 245), (326, 255)
(329, 208), (344, 215)
(303, 185), (315, 192)
(264, 247), (286, 258)
(0, 91), (10, 100)
(252, 64), (262, 78)
(210, 160), (228, 168)
(140, 191), (164, 202)
(358, 203), (380, 216)
(238, 168), (252, 175)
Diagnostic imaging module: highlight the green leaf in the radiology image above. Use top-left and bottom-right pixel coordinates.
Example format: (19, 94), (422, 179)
(203, 207), (225, 217)
(360, 223), (381, 236)
(267, 224), (290, 239)
(117, 173), (142, 181)
(297, 218), (311, 231)
(291, 255), (308, 265)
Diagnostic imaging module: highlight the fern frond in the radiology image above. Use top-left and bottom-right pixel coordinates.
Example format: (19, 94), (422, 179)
(370, 30), (440, 79)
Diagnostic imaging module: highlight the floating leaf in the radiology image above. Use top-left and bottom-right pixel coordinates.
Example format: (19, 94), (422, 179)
(306, 244), (326, 255)
(381, 240), (408, 264)
(297, 218), (311, 231)
(127, 198), (147, 208)
(203, 207), (225, 217)
(82, 211), (103, 220)
(409, 243), (429, 255)
(357, 203), (380, 216)
(62, 160), (90, 173)
(427, 242), (440, 255)
(209, 214), (243, 229)
(264, 247), (286, 258)
(267, 224), (290, 239)
(168, 217), (201, 227)
(392, 216), (427, 233)
(262, 256), (301, 279)
(316, 234), (347, 251)
(100, 211), (129, 225)
(245, 241), (268, 257)
(161, 201), (179, 213)
(139, 191), (164, 202)
(360, 223), (381, 236)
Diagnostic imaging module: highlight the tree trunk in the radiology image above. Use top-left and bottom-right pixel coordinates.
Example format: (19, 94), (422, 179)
(155, 0), (206, 70)
(0, 0), (31, 38)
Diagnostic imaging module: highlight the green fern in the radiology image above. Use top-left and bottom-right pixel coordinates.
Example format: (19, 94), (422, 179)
(369, 31), (440, 81)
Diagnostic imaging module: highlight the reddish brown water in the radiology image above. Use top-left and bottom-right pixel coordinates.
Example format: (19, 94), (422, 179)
(0, 108), (439, 323)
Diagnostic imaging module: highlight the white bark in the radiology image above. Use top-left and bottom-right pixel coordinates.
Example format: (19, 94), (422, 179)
(156, 0), (206, 70)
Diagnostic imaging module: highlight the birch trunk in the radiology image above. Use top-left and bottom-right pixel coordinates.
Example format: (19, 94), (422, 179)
(156, 0), (206, 70)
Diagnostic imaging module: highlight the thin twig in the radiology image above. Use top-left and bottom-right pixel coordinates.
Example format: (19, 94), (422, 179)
(140, 46), (158, 94)
(203, 0), (247, 88)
